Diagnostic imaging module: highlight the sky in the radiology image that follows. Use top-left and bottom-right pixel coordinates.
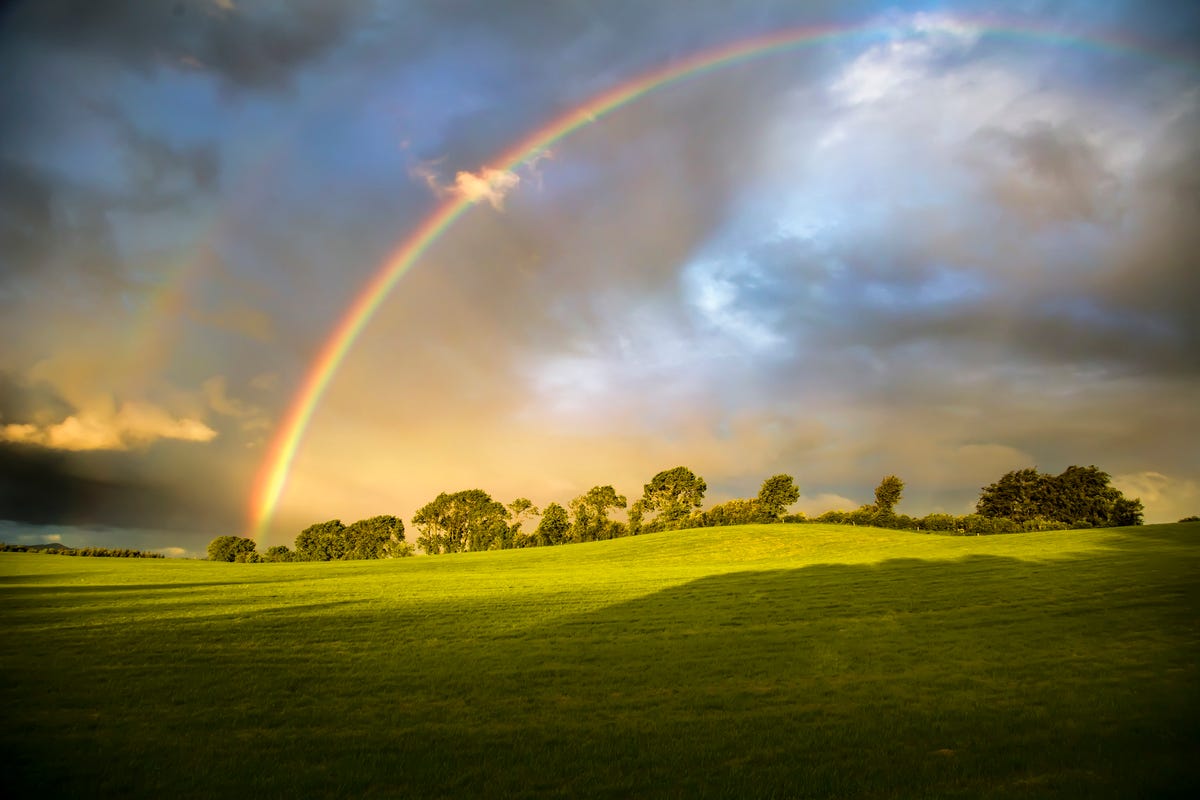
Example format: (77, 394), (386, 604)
(1, 0), (1198, 556)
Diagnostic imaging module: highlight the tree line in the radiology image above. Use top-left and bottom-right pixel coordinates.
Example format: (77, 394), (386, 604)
(207, 514), (412, 562)
(207, 463), (1147, 561)
(0, 542), (165, 558)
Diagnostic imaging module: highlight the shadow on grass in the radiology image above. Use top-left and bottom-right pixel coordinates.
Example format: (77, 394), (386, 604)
(2, 548), (1197, 800)
(0, 579), (257, 592)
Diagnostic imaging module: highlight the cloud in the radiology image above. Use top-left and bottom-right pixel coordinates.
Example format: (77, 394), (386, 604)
(0, 520), (208, 557)
(412, 161), (523, 210)
(0, 402), (216, 451)
(1113, 471), (1200, 523)
(250, 372), (280, 392)
(203, 375), (271, 438)
(190, 304), (275, 342)
(970, 121), (1117, 225)
(1, 0), (370, 91)
(456, 167), (521, 209)
(795, 492), (860, 516)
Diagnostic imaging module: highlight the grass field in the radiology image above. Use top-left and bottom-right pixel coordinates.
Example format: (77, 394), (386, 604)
(2, 523), (1198, 798)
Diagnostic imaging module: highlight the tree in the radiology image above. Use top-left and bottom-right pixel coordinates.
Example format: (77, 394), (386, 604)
(627, 500), (646, 536)
(412, 490), (510, 554)
(533, 502), (571, 546)
(757, 474), (800, 521)
(1110, 496), (1144, 527)
(977, 465), (1142, 528)
(920, 513), (957, 532)
(507, 498), (540, 547)
(295, 519), (348, 561)
(975, 467), (1046, 523)
(640, 466), (707, 528)
(263, 545), (296, 562)
(701, 498), (764, 527)
(207, 535), (257, 562)
(873, 475), (905, 515)
(345, 515), (409, 559)
(570, 485), (627, 542)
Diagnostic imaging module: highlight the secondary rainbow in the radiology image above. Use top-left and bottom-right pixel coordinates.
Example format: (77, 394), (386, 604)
(247, 18), (1196, 540)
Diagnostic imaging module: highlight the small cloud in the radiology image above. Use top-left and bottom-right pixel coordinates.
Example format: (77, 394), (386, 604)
(408, 159), (445, 195)
(452, 167), (521, 210)
(0, 402), (217, 451)
(523, 148), (554, 189)
(411, 160), (523, 210)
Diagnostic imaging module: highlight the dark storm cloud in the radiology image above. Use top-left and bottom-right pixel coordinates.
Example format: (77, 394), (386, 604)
(0, 0), (369, 91)
(1101, 105), (1200, 362)
(0, 155), (131, 297)
(86, 97), (221, 206)
(0, 158), (126, 294)
(975, 122), (1116, 224)
(0, 442), (238, 532)
(387, 0), (870, 169)
(0, 158), (53, 275)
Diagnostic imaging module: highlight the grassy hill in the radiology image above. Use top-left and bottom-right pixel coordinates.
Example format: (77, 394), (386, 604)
(2, 523), (1197, 798)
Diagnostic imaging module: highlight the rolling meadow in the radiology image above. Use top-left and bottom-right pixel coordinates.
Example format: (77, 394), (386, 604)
(2, 523), (1197, 798)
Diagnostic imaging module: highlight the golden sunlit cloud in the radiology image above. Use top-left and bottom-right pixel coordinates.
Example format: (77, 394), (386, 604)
(1114, 472), (1200, 522)
(457, 167), (521, 209)
(0, 402), (217, 451)
(411, 160), (523, 210)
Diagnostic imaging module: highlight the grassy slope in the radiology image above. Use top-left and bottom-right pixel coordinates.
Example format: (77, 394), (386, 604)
(1, 523), (1197, 799)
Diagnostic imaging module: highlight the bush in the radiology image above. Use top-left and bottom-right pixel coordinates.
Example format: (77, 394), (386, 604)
(921, 513), (957, 532)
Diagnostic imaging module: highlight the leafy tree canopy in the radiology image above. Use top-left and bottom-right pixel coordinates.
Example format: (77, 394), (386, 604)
(413, 490), (509, 554)
(757, 474), (800, 520)
(533, 502), (571, 547)
(641, 466), (707, 527)
(207, 535), (257, 562)
(701, 498), (765, 527)
(874, 475), (905, 514)
(570, 485), (628, 542)
(345, 515), (408, 559)
(295, 519), (348, 561)
(977, 465), (1142, 527)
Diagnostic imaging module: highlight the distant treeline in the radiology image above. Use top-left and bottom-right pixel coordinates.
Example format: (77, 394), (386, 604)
(0, 542), (165, 558)
(209, 464), (1148, 562)
(786, 465), (1146, 535)
(207, 515), (411, 563)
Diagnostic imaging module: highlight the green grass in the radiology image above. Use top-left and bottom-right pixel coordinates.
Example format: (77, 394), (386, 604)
(2, 523), (1198, 798)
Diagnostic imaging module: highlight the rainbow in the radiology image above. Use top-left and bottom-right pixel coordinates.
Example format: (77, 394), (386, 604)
(247, 17), (1196, 541)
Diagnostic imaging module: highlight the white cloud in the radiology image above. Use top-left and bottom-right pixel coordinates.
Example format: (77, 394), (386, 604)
(684, 257), (785, 352)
